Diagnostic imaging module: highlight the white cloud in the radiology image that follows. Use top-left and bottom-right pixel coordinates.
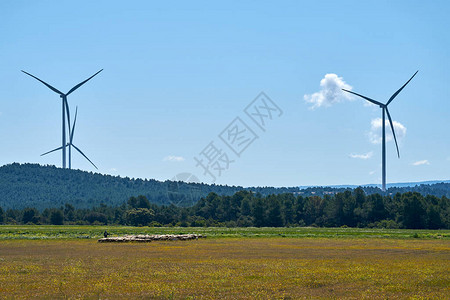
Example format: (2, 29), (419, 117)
(163, 155), (185, 162)
(349, 151), (373, 159)
(412, 160), (430, 166)
(109, 168), (117, 172)
(304, 74), (353, 109)
(369, 118), (406, 144)
(369, 170), (376, 175)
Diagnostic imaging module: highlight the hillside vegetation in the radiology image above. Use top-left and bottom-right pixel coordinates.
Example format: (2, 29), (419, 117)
(0, 163), (301, 209)
(0, 163), (449, 211)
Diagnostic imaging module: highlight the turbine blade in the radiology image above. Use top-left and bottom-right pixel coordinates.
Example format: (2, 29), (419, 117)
(342, 89), (384, 106)
(21, 70), (64, 95)
(386, 70), (419, 106)
(72, 144), (98, 169)
(66, 69), (103, 96)
(41, 145), (65, 156)
(385, 108), (400, 158)
(64, 97), (71, 140)
(70, 106), (78, 143)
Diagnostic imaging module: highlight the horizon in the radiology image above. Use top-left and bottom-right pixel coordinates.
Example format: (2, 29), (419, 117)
(1, 1), (449, 187)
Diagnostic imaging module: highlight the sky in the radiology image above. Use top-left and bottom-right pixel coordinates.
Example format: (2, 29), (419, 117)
(0, 0), (449, 188)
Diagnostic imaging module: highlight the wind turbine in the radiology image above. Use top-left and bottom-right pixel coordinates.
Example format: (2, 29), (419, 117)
(342, 71), (418, 191)
(41, 106), (98, 170)
(22, 69), (102, 168)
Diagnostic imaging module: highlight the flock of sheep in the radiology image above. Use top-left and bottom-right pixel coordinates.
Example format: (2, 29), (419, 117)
(98, 234), (206, 242)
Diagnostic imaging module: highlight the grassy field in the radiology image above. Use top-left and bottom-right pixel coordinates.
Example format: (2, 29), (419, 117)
(0, 226), (449, 299)
(1, 225), (449, 240)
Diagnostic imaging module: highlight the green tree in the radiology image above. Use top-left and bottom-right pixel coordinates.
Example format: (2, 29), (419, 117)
(202, 193), (221, 220)
(126, 208), (154, 226)
(267, 198), (283, 227)
(426, 204), (442, 229)
(384, 194), (401, 221)
(22, 207), (40, 224)
(354, 187), (366, 207)
(440, 196), (450, 229)
(294, 196), (305, 225)
(127, 195), (151, 209)
(252, 198), (266, 227)
(325, 193), (344, 227)
(113, 203), (127, 224)
(64, 203), (75, 222)
(127, 196), (138, 209)
(402, 192), (426, 229)
(303, 196), (325, 226)
(240, 197), (252, 216)
(365, 194), (387, 223)
(0, 206), (4, 224)
(342, 191), (357, 227)
(6, 209), (21, 224)
(50, 209), (64, 225)
(230, 191), (248, 220)
(85, 212), (108, 224)
(281, 194), (295, 225)
(137, 195), (151, 209)
(180, 209), (189, 222)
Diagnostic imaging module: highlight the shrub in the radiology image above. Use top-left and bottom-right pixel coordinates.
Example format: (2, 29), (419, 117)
(149, 221), (162, 227)
(375, 219), (400, 229)
(237, 216), (253, 227)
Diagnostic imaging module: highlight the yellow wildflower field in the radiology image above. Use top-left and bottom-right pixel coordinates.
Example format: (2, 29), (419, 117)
(0, 238), (448, 299)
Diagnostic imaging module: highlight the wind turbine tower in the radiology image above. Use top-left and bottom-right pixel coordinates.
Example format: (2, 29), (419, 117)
(41, 106), (98, 170)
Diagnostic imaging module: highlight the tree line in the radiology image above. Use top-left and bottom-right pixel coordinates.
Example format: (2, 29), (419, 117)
(1, 189), (448, 229)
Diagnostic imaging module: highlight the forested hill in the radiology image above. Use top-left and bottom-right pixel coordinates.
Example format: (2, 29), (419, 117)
(0, 163), (298, 210)
(0, 163), (449, 210)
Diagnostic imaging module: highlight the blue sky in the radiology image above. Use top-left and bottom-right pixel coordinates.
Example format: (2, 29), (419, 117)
(0, 0), (449, 187)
